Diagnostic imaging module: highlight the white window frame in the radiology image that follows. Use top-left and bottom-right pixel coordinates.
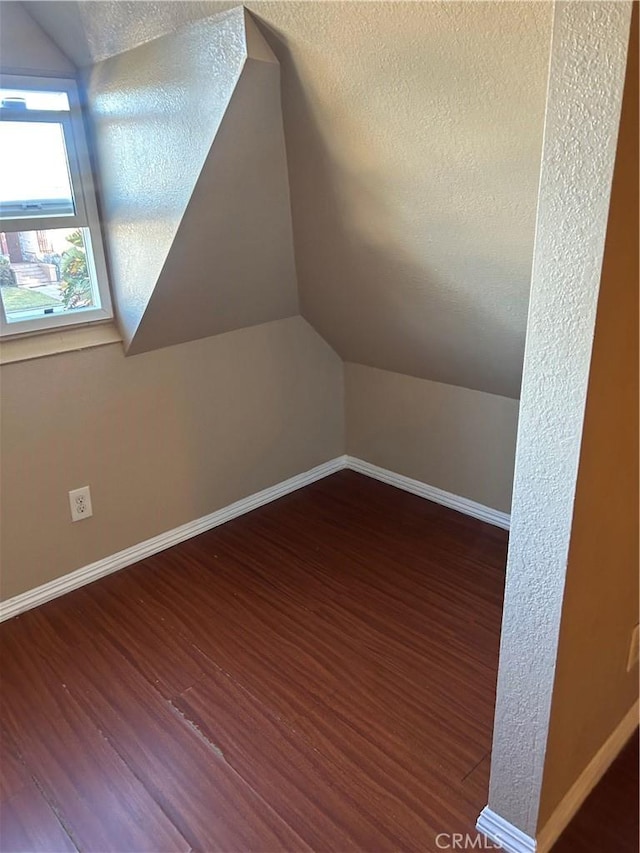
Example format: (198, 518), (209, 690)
(0, 74), (112, 336)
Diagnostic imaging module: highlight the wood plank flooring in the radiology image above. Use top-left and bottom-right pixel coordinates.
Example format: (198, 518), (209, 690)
(2, 470), (507, 851)
(2, 470), (637, 851)
(0, 471), (637, 853)
(551, 731), (639, 853)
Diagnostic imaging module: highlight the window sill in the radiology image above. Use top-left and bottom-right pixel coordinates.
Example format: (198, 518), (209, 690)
(0, 321), (122, 365)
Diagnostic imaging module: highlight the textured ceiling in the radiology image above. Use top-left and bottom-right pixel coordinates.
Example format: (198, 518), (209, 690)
(26, 1), (553, 398)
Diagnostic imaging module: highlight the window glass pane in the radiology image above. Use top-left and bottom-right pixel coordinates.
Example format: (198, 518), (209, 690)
(0, 121), (75, 217)
(0, 228), (99, 323)
(0, 88), (70, 112)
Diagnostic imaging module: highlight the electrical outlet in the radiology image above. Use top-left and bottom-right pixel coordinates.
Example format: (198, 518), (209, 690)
(627, 624), (639, 672)
(69, 486), (93, 522)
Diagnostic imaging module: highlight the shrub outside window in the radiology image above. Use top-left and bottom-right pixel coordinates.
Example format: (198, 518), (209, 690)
(0, 75), (112, 335)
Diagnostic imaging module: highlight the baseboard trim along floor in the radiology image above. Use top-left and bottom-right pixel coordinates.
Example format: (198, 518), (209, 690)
(535, 700), (640, 853)
(0, 457), (345, 622)
(476, 807), (537, 853)
(476, 699), (640, 853)
(0, 455), (509, 621)
(345, 457), (510, 530)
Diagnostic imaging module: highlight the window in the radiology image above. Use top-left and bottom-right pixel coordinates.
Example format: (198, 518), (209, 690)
(0, 75), (112, 335)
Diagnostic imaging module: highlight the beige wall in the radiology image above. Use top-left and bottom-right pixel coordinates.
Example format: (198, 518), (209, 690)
(0, 2), (523, 608)
(345, 363), (518, 513)
(537, 12), (639, 827)
(0, 8), (343, 603)
(0, 318), (344, 600)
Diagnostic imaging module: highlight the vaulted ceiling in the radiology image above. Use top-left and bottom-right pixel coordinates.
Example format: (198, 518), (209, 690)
(26, 1), (553, 398)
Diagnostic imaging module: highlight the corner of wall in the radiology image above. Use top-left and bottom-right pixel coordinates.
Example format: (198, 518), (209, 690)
(486, 0), (634, 841)
(0, 1), (76, 74)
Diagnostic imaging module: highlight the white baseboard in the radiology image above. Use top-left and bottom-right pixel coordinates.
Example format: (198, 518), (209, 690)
(535, 699), (639, 852)
(0, 456), (347, 622)
(476, 807), (537, 853)
(1, 453), (509, 622)
(476, 699), (640, 853)
(345, 456), (510, 530)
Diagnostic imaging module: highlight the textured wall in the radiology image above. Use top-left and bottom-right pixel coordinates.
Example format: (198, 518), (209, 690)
(0, 10), (343, 603)
(537, 13), (639, 829)
(87, 7), (245, 346)
(87, 7), (298, 353)
(27, 0), (553, 398)
(87, 8), (300, 352)
(487, 1), (633, 838)
(124, 13), (299, 354)
(0, 317), (344, 600)
(2, 2), (529, 608)
(345, 363), (518, 513)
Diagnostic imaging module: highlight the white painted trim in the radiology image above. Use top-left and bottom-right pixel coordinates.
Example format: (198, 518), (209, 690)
(1, 453), (509, 622)
(0, 74), (113, 338)
(535, 699), (639, 853)
(0, 321), (122, 365)
(476, 700), (640, 853)
(0, 456), (347, 622)
(476, 807), (537, 853)
(345, 456), (510, 530)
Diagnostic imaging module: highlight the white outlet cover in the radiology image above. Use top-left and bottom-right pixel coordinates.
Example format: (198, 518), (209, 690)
(69, 486), (93, 522)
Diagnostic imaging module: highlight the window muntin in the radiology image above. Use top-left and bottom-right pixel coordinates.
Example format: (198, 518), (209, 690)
(0, 76), (112, 335)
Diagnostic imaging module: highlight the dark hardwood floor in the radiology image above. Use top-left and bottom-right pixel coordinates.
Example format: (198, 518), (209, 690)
(1, 471), (506, 851)
(1, 470), (637, 851)
(551, 731), (639, 853)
